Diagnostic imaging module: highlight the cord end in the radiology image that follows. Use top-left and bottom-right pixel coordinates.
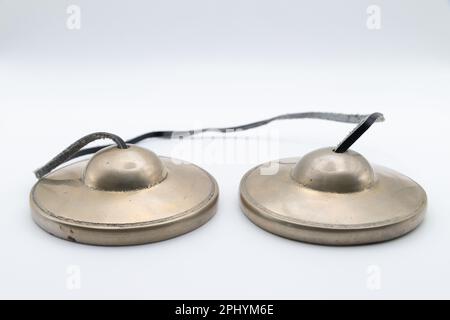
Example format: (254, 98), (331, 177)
(334, 112), (384, 153)
(374, 113), (385, 122)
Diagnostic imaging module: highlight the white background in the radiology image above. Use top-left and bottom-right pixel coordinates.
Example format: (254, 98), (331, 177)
(1, 0), (449, 299)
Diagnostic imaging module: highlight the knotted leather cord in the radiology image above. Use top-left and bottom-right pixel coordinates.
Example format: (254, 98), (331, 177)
(34, 111), (384, 179)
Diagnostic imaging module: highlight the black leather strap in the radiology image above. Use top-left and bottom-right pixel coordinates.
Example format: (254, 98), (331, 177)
(34, 112), (384, 179)
(34, 132), (128, 179)
(334, 112), (384, 153)
(73, 112), (384, 159)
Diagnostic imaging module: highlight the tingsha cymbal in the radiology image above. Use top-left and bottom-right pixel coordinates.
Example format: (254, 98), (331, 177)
(31, 134), (218, 246)
(240, 113), (427, 245)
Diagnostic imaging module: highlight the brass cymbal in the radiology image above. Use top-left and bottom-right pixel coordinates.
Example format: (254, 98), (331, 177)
(240, 147), (427, 245)
(31, 145), (219, 245)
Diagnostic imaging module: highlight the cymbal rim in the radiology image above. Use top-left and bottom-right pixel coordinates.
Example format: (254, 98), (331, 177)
(239, 157), (427, 245)
(30, 157), (219, 245)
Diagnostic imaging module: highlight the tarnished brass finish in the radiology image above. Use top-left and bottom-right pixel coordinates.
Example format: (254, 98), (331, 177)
(31, 146), (219, 245)
(240, 147), (427, 245)
(83, 146), (168, 191)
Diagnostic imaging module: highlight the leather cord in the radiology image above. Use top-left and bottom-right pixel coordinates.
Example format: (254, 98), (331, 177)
(34, 111), (384, 179)
(34, 132), (128, 179)
(334, 112), (384, 153)
(72, 112), (384, 159)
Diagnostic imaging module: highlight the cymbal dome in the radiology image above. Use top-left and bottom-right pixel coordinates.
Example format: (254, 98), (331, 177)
(291, 147), (375, 193)
(83, 145), (167, 191)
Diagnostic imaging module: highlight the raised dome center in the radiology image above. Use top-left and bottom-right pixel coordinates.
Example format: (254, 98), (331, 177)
(83, 145), (167, 191)
(291, 147), (375, 193)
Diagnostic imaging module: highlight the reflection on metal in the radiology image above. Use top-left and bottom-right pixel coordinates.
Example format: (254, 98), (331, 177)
(240, 147), (426, 245)
(31, 145), (219, 246)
